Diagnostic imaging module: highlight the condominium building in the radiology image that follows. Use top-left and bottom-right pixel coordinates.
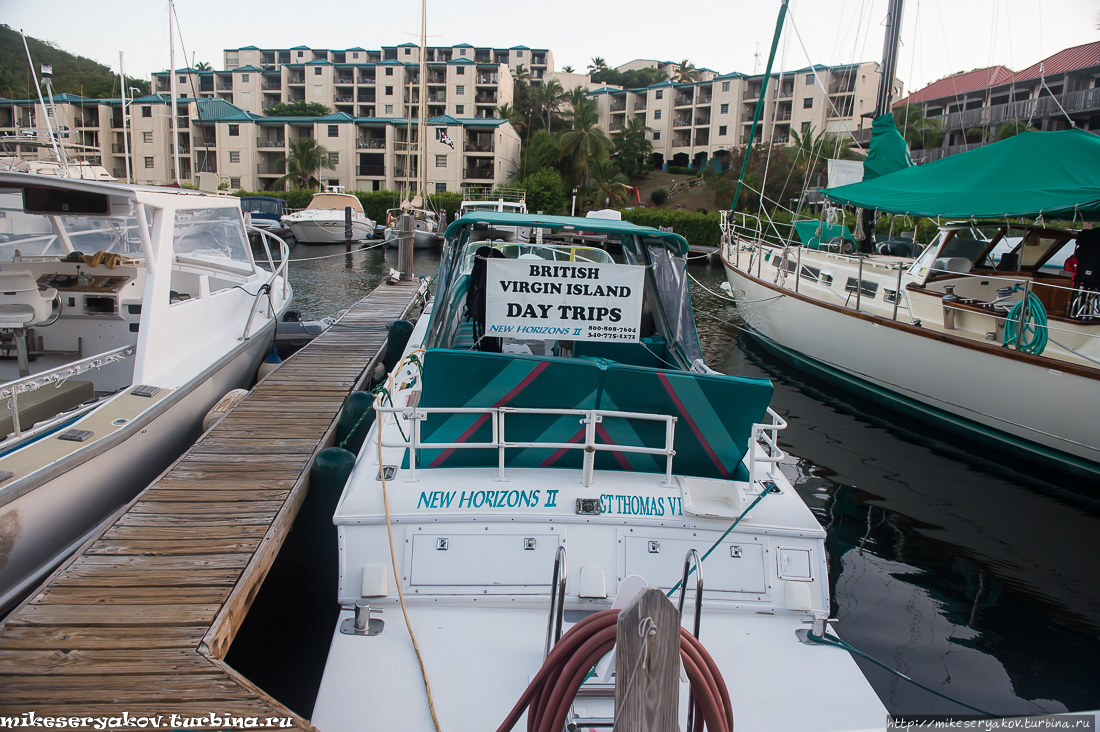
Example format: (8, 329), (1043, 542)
(891, 40), (1100, 162)
(592, 61), (899, 170)
(0, 94), (520, 191)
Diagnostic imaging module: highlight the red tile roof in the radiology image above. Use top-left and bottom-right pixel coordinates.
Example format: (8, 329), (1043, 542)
(1010, 40), (1100, 82)
(893, 66), (1014, 107)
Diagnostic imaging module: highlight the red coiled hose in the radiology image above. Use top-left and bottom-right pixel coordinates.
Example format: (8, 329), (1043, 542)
(495, 609), (734, 732)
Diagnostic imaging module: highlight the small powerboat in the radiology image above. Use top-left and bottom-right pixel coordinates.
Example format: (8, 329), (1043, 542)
(282, 192), (375, 244)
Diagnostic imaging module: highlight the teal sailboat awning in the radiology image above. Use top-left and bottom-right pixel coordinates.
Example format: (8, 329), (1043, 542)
(824, 129), (1100, 221)
(862, 113), (912, 181)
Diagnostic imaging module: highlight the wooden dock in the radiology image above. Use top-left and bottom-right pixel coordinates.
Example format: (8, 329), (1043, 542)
(0, 278), (426, 728)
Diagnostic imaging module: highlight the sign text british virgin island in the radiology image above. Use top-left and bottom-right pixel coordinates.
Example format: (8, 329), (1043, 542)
(485, 259), (645, 342)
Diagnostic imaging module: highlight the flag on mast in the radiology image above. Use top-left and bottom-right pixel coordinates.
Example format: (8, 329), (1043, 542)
(439, 130), (455, 149)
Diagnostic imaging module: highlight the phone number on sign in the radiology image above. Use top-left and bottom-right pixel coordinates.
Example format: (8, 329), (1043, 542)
(586, 326), (638, 340)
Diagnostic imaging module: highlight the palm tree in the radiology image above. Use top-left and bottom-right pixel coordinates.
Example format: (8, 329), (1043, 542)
(557, 97), (613, 188)
(193, 61), (212, 71)
(587, 57), (608, 74)
(893, 104), (943, 151)
(561, 65), (575, 74)
(512, 64), (531, 84)
(273, 137), (336, 190)
(582, 160), (630, 209)
(674, 60), (698, 84)
(613, 116), (654, 177)
(496, 103), (526, 133)
(562, 86), (589, 113)
(994, 119), (1037, 142)
(533, 79), (564, 130)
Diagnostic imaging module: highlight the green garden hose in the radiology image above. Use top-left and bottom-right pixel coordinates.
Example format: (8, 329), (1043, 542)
(1003, 291), (1048, 355)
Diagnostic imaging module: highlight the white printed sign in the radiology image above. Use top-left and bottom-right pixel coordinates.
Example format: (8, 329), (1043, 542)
(485, 258), (644, 342)
(827, 159), (865, 188)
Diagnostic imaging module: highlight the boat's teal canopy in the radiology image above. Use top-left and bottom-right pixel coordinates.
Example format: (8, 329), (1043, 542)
(824, 129), (1100, 221)
(445, 211), (690, 256)
(792, 219), (854, 248)
(862, 113), (912, 181)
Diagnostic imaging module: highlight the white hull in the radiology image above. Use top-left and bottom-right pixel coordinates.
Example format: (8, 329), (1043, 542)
(384, 227), (437, 249)
(285, 218), (373, 244)
(0, 324), (275, 612)
(723, 262), (1100, 477)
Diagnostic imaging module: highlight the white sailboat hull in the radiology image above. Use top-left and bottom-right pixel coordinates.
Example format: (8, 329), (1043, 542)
(0, 324), (276, 612)
(285, 218), (373, 244)
(723, 264), (1100, 476)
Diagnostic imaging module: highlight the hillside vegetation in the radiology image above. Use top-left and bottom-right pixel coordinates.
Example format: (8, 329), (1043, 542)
(0, 24), (149, 100)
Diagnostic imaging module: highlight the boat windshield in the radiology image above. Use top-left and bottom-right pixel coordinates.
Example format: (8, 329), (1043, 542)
(306, 194), (364, 213)
(457, 241), (613, 274)
(241, 199), (282, 216)
(173, 207), (253, 270)
(0, 190), (143, 261)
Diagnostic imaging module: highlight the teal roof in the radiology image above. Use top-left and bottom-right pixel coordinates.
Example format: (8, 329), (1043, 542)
(445, 212), (689, 255)
(347, 47), (367, 52)
(509, 45), (530, 50)
(51, 93), (93, 103)
(448, 58), (476, 65)
(291, 46), (310, 50)
(132, 94), (171, 103)
(305, 59), (333, 65)
(239, 46), (260, 51)
(193, 99), (253, 122)
(397, 43), (417, 47)
(453, 43), (473, 48)
(426, 114), (460, 125)
(380, 59), (402, 65)
(234, 65), (263, 72)
(314, 112), (355, 122)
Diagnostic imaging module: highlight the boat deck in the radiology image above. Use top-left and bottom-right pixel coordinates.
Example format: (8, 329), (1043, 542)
(0, 278), (426, 728)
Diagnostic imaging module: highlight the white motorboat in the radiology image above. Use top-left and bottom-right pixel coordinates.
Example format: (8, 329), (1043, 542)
(458, 186), (531, 242)
(0, 172), (292, 611)
(311, 211), (887, 731)
(720, 130), (1100, 481)
(281, 192), (375, 244)
(382, 207), (439, 249)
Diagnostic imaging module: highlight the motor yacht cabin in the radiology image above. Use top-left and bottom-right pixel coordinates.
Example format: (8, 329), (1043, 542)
(312, 212), (886, 731)
(0, 172), (291, 611)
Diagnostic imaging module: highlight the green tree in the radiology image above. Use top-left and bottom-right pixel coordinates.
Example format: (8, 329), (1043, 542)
(512, 64), (531, 83)
(650, 188), (667, 206)
(557, 96), (612, 188)
(496, 102), (526, 133)
(193, 61), (212, 71)
(519, 129), (563, 178)
(582, 159), (629, 210)
(263, 100), (331, 117)
(674, 60), (698, 83)
(893, 103), (943, 151)
(591, 67), (667, 89)
(273, 137), (336, 190)
(587, 57), (608, 74)
(561, 65), (574, 73)
(612, 116), (654, 177)
(532, 78), (564, 130)
(520, 167), (567, 215)
(994, 119), (1037, 141)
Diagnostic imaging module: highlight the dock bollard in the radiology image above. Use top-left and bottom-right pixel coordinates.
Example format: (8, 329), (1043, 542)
(336, 391), (376, 454)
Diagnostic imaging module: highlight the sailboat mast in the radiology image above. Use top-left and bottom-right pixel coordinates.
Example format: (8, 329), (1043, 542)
(873, 0), (904, 118)
(21, 30), (66, 177)
(168, 0), (181, 183)
(120, 51), (132, 183)
(417, 0), (428, 200)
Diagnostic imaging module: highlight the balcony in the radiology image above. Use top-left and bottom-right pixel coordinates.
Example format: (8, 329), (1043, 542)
(199, 84), (215, 94)
(257, 137), (285, 148)
(427, 92), (446, 103)
(357, 93), (376, 103)
(256, 161), (283, 175)
(195, 137), (216, 148)
(261, 82), (281, 91)
(464, 141), (494, 153)
(743, 89), (760, 100)
(358, 76), (376, 85)
(356, 165), (385, 176)
(532, 56), (546, 65)
(357, 138), (385, 149)
(475, 93), (497, 104)
(393, 141), (418, 151)
(608, 122), (622, 132)
(673, 117), (692, 128)
(774, 87), (793, 99)
(475, 112), (498, 119)
(428, 74), (447, 84)
(465, 168), (493, 179)
(696, 96), (712, 105)
(111, 144), (127, 154)
(475, 54), (492, 64)
(771, 134), (791, 143)
(111, 117), (123, 129)
(335, 77), (354, 85)
(609, 102), (626, 112)
(671, 138), (690, 148)
(634, 102), (647, 111)
(476, 74), (498, 85)
(695, 117), (710, 126)
(741, 112), (756, 122)
(288, 75), (305, 85)
(674, 96), (692, 107)
(828, 81), (856, 94)
(334, 95), (354, 103)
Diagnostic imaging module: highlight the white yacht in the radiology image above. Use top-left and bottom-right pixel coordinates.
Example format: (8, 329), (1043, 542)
(311, 211), (886, 731)
(721, 131), (1100, 481)
(458, 187), (531, 243)
(382, 207), (439, 249)
(281, 192), (375, 244)
(0, 172), (292, 611)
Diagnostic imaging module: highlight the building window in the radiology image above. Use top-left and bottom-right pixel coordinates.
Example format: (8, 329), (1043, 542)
(314, 66), (322, 76)
(179, 75), (186, 83)
(329, 152), (339, 165)
(456, 85), (464, 95)
(142, 132), (153, 143)
(803, 97), (813, 109)
(229, 151), (240, 163)
(405, 48), (411, 55)
(385, 104), (393, 114)
(230, 177), (241, 188)
(801, 121), (811, 134)
(459, 48), (466, 56)
(328, 125), (339, 137)
(241, 73), (249, 83)
(653, 131), (660, 140)
(435, 154), (447, 167)
(386, 67), (393, 75)
(456, 104), (464, 114)
(457, 66), (465, 75)
(435, 182), (446, 192)
(655, 90), (663, 99)
(144, 157), (154, 168)
(516, 50), (523, 58)
(228, 124), (239, 136)
(718, 126), (727, 136)
(654, 109), (662, 119)
(141, 106), (151, 117)
(722, 81), (730, 92)
(297, 51), (304, 58)
(720, 103), (728, 114)
(352, 52), (359, 59)
(385, 86), (393, 95)
(805, 73), (815, 85)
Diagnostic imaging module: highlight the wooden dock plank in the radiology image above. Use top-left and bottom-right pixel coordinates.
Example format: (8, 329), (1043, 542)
(0, 279), (424, 728)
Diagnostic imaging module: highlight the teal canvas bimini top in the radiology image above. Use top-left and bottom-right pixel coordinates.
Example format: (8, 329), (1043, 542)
(825, 129), (1100, 220)
(445, 211), (690, 255)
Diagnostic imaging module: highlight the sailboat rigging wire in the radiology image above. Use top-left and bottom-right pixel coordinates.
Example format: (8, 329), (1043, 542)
(171, 7), (213, 167)
(785, 14), (866, 150)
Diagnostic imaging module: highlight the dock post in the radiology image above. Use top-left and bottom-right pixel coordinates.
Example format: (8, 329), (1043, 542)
(344, 206), (353, 252)
(615, 587), (680, 730)
(398, 213), (415, 279)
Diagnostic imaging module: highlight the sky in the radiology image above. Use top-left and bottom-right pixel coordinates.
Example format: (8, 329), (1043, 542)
(1, 0), (1098, 95)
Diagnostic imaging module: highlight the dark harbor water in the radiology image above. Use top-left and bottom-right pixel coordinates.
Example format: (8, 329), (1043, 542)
(272, 241), (1100, 717)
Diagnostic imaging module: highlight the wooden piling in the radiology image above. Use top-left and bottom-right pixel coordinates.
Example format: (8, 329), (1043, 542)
(614, 587), (680, 731)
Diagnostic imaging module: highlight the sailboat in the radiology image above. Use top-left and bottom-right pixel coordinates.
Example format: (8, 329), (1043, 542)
(720, 0), (1100, 480)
